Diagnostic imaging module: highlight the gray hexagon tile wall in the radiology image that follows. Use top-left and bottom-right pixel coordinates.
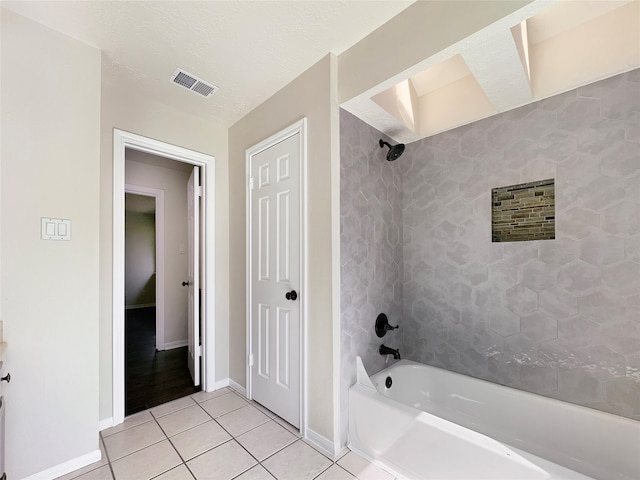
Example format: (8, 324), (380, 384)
(340, 108), (405, 442)
(340, 69), (640, 443)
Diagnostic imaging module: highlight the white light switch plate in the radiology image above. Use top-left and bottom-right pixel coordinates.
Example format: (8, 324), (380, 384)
(41, 217), (71, 241)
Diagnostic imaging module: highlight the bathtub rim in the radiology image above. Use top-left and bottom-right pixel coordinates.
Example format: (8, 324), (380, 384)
(348, 380), (593, 480)
(352, 356), (640, 480)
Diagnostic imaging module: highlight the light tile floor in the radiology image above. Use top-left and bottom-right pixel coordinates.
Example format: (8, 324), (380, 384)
(56, 388), (396, 480)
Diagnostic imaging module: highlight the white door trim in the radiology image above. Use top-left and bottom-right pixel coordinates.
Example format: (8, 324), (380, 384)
(124, 184), (165, 351)
(113, 129), (216, 425)
(245, 118), (308, 434)
(186, 166), (201, 386)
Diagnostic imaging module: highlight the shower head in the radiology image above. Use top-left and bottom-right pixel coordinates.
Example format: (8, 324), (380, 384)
(379, 139), (405, 161)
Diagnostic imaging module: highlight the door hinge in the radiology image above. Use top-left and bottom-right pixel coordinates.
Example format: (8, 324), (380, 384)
(195, 186), (203, 197)
(248, 177), (255, 190)
(196, 345), (202, 357)
(248, 353), (254, 367)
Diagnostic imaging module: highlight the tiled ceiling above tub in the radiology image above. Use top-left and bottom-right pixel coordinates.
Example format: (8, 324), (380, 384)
(346, 0), (640, 143)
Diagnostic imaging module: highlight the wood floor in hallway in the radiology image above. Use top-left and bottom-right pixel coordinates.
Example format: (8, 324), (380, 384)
(125, 306), (200, 415)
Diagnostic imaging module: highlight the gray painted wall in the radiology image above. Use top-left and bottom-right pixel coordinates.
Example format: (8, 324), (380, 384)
(340, 69), (640, 437)
(2, 10), (101, 477)
(125, 208), (156, 307)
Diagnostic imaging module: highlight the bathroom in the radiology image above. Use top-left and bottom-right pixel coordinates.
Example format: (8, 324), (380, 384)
(340, 35), (639, 480)
(3, 0), (640, 477)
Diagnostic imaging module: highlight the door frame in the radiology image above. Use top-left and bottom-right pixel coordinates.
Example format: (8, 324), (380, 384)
(113, 129), (215, 425)
(124, 185), (165, 351)
(245, 118), (308, 433)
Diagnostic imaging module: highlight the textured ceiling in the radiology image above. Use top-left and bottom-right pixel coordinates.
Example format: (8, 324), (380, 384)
(1, 0), (413, 126)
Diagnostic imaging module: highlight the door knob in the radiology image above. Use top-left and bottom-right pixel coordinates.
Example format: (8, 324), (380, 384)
(285, 290), (298, 301)
(182, 281), (190, 287)
(1, 373), (10, 383)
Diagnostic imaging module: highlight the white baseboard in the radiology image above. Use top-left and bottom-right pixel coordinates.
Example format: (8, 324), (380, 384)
(22, 449), (101, 480)
(99, 417), (114, 431)
(125, 303), (156, 310)
(335, 444), (350, 459)
(229, 378), (246, 397)
(305, 427), (341, 458)
(213, 378), (230, 391)
(209, 378), (246, 398)
(163, 339), (188, 350)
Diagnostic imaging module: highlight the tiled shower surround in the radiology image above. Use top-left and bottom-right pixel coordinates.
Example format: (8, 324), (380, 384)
(340, 69), (640, 443)
(340, 110), (404, 441)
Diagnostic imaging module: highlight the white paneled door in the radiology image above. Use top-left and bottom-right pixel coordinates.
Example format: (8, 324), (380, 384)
(187, 166), (201, 386)
(250, 132), (301, 428)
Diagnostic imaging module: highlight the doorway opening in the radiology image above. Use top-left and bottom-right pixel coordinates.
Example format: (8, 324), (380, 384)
(113, 129), (216, 426)
(124, 156), (200, 414)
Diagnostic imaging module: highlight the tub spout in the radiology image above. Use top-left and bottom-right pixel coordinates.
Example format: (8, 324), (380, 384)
(379, 344), (401, 360)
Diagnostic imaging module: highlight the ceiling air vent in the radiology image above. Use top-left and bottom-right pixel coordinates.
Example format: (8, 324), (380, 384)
(170, 68), (219, 98)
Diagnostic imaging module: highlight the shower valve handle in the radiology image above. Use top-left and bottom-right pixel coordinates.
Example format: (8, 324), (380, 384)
(375, 313), (399, 338)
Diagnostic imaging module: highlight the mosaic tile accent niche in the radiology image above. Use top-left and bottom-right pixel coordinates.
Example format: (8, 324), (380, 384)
(492, 179), (555, 242)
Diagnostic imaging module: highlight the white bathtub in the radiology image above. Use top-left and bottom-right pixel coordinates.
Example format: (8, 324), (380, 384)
(348, 357), (640, 480)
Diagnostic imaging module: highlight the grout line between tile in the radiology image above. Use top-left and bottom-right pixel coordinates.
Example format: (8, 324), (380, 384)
(68, 397), (362, 480)
(184, 461), (198, 480)
(153, 401), (211, 438)
(101, 414), (154, 438)
(184, 410), (292, 466)
(205, 403), (250, 419)
(105, 414), (174, 468)
(98, 432), (117, 480)
(189, 387), (231, 402)
(232, 434), (262, 465)
(148, 440), (187, 480)
(164, 433), (188, 465)
(180, 437), (236, 464)
(226, 463), (257, 480)
(335, 463), (357, 479)
(198, 393), (252, 419)
(107, 437), (168, 466)
(98, 432), (111, 465)
(149, 396), (199, 419)
(311, 462), (334, 480)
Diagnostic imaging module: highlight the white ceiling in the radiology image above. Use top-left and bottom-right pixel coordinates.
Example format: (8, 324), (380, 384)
(1, 0), (413, 127)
